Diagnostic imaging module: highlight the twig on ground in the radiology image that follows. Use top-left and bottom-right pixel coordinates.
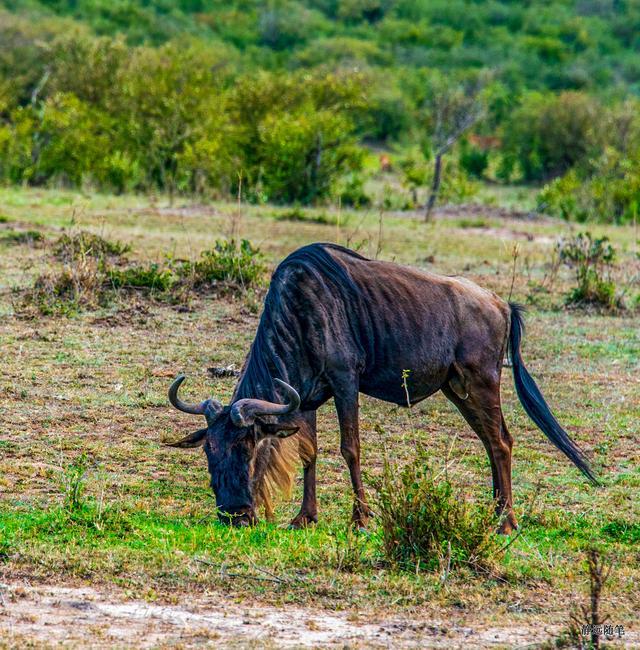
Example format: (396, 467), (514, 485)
(245, 557), (307, 585)
(194, 556), (300, 586)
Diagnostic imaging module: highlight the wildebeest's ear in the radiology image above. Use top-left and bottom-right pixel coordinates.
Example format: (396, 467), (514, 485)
(164, 428), (208, 448)
(257, 422), (300, 439)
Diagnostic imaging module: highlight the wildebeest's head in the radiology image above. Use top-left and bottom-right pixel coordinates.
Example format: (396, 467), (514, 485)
(166, 375), (300, 526)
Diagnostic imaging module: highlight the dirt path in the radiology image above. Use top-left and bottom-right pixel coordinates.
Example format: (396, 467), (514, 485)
(0, 581), (565, 648)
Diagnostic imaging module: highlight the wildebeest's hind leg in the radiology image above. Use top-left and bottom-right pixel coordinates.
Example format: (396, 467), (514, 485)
(442, 375), (518, 535)
(289, 410), (319, 529)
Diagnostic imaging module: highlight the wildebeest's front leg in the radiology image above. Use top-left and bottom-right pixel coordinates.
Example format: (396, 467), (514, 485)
(289, 410), (318, 529)
(334, 385), (371, 529)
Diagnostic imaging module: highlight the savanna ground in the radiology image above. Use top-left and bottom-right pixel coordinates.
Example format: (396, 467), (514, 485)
(0, 187), (638, 648)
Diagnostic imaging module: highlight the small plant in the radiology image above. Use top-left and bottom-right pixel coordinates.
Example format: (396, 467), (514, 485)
(0, 538), (13, 563)
(459, 145), (489, 179)
(1, 229), (45, 245)
(336, 173), (371, 208)
(568, 548), (614, 650)
(369, 446), (498, 572)
(54, 231), (130, 262)
(456, 218), (488, 229)
(190, 239), (265, 289)
(0, 215), (12, 223)
(331, 526), (368, 573)
(558, 232), (621, 310)
(17, 257), (108, 317)
(62, 453), (90, 512)
(108, 263), (176, 293)
(274, 208), (341, 225)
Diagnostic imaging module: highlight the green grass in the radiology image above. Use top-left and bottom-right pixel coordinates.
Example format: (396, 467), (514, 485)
(0, 186), (638, 637)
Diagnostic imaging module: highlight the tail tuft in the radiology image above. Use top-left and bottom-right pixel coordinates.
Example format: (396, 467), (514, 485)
(508, 303), (598, 485)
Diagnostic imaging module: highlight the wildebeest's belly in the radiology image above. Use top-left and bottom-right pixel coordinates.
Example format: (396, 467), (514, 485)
(359, 362), (450, 406)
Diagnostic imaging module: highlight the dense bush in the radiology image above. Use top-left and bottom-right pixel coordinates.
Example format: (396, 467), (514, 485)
(108, 264), (176, 292)
(190, 239), (265, 288)
(535, 99), (640, 223)
(0, 20), (366, 203)
(557, 232), (621, 310)
(17, 236), (265, 316)
(501, 92), (603, 182)
(2, 1), (640, 212)
(459, 144), (489, 179)
(369, 447), (498, 571)
(539, 149), (640, 224)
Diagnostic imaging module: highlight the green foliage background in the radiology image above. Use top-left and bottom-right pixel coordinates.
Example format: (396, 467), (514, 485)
(1, 0), (640, 218)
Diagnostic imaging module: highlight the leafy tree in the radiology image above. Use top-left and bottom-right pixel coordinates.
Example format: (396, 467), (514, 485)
(112, 41), (230, 198)
(258, 107), (361, 203)
(501, 91), (603, 182)
(420, 72), (487, 220)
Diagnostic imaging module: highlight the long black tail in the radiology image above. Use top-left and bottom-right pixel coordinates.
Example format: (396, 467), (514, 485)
(508, 303), (598, 485)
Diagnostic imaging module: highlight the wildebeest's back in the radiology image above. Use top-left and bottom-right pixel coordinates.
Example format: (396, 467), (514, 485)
(321, 246), (510, 405)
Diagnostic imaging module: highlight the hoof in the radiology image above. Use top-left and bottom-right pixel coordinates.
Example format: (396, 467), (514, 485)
(288, 514), (318, 530)
(497, 518), (519, 536)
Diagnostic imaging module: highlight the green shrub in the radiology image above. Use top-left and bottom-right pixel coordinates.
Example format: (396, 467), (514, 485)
(99, 151), (144, 195)
(230, 71), (367, 204)
(336, 173), (371, 208)
(108, 264), (176, 293)
(274, 208), (341, 225)
(369, 447), (498, 572)
(1, 229), (44, 245)
(502, 91), (603, 182)
(257, 108), (363, 204)
(437, 159), (479, 204)
(538, 170), (583, 220)
(6, 93), (110, 186)
(399, 148), (429, 205)
(539, 150), (640, 224)
(558, 232), (621, 310)
(189, 239), (265, 288)
(399, 148), (478, 207)
(54, 231), (130, 262)
(459, 145), (489, 178)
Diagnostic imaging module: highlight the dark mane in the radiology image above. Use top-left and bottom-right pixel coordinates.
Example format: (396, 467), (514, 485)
(234, 243), (366, 402)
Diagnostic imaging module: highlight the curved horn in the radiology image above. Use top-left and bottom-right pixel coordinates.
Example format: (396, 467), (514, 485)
(168, 374), (223, 419)
(230, 378), (301, 427)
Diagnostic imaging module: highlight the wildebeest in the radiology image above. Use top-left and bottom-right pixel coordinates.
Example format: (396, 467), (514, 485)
(167, 243), (596, 533)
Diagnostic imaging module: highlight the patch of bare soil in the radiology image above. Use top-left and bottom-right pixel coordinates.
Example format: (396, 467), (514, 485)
(0, 581), (562, 649)
(90, 302), (153, 327)
(459, 225), (556, 244)
(139, 204), (223, 218)
(433, 203), (544, 221)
